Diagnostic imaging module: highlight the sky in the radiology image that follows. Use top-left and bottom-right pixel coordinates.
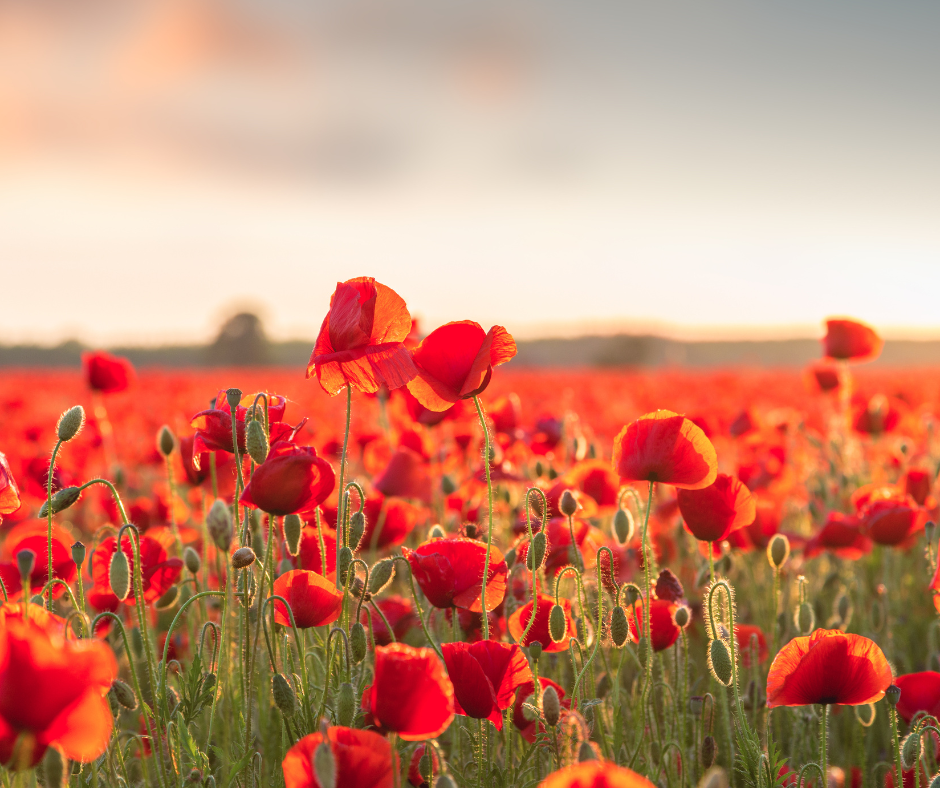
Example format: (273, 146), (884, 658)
(1, 0), (938, 346)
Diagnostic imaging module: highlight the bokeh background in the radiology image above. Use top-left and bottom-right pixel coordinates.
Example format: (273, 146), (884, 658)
(1, 0), (939, 354)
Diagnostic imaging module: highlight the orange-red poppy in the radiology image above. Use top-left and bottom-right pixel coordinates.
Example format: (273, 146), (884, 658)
(626, 598), (681, 653)
(506, 594), (574, 653)
(88, 535), (182, 609)
(83, 350), (134, 393)
(407, 321), (516, 412)
(612, 411), (717, 490)
(512, 677), (570, 743)
(272, 569), (343, 629)
(282, 726), (394, 788)
(307, 277), (418, 395)
(676, 473), (756, 543)
(373, 448), (432, 503)
(190, 390), (291, 461)
(0, 453), (20, 525)
(735, 624), (769, 668)
(440, 640), (531, 729)
(859, 490), (924, 547)
(539, 761), (657, 788)
(407, 743), (439, 788)
(369, 644), (455, 740)
(903, 469), (933, 507)
(895, 672), (940, 724)
(804, 513), (872, 560)
(766, 629), (892, 707)
(403, 538), (507, 613)
(822, 318), (883, 363)
(239, 442), (335, 516)
(0, 522), (77, 600)
(361, 596), (418, 646)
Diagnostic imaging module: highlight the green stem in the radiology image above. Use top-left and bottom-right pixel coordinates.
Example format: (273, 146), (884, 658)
(336, 385), (352, 590)
(474, 395), (495, 640)
(45, 439), (63, 610)
(820, 704), (829, 786)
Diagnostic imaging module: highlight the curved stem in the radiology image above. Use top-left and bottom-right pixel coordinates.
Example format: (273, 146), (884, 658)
(474, 395), (496, 640)
(335, 385), (353, 590)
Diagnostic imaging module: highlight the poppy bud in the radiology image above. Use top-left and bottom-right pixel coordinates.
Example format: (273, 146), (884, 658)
(441, 475), (457, 495)
(336, 682), (356, 727)
(655, 568), (685, 602)
(559, 490), (578, 517)
(39, 486), (82, 517)
(71, 541), (86, 569)
(689, 696), (704, 717)
(40, 746), (68, 788)
(350, 622), (367, 664)
(157, 425), (176, 457)
(610, 606), (629, 647)
(130, 627), (144, 658)
(337, 547), (353, 585)
(111, 679), (138, 710)
(578, 741), (597, 762)
(834, 594), (852, 628)
(348, 511), (366, 551)
(527, 531), (547, 572)
(225, 388), (243, 411)
(929, 773), (940, 788)
(542, 686), (561, 726)
(504, 547), (517, 568)
(902, 732), (923, 771)
(56, 405), (85, 442)
(16, 548), (35, 581)
(369, 559), (396, 595)
(207, 500), (233, 552)
(272, 673), (297, 716)
(886, 685), (901, 706)
(623, 584), (641, 606)
(314, 737), (336, 788)
(795, 602), (815, 635)
(673, 605), (691, 629)
(428, 524), (446, 540)
(183, 547), (201, 575)
(701, 735), (717, 769)
(187, 769), (203, 784)
(109, 547), (131, 601)
(637, 636), (650, 667)
(613, 508), (634, 545)
(549, 604), (567, 643)
(436, 776), (457, 788)
(156, 585), (179, 610)
(708, 638), (734, 687)
(767, 534), (790, 569)
(246, 419), (268, 465)
(232, 546), (257, 570)
(283, 514), (303, 557)
(529, 642), (542, 661)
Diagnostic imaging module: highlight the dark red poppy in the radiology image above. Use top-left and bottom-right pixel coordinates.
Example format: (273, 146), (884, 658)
(729, 408), (759, 438)
(398, 387), (468, 427)
(403, 538), (507, 613)
(808, 362), (842, 393)
(0, 453), (20, 525)
(407, 743), (439, 788)
(613, 410), (717, 490)
(676, 473), (756, 543)
(178, 435), (231, 488)
(0, 619), (117, 769)
(859, 490), (924, 547)
(83, 350), (134, 393)
(804, 513), (872, 560)
(852, 394), (903, 435)
(239, 442), (335, 516)
(373, 448), (432, 503)
(0, 522), (77, 600)
(822, 318), (883, 362)
(904, 469), (933, 507)
(766, 629), (892, 707)
(282, 726), (394, 788)
(307, 277), (418, 395)
(369, 644), (455, 740)
(407, 321), (516, 412)
(89, 535), (183, 608)
(272, 569), (343, 629)
(489, 394), (522, 436)
(540, 761), (657, 788)
(440, 640), (531, 729)
(506, 594), (574, 653)
(512, 677), (570, 743)
(735, 624), (768, 668)
(626, 598), (681, 652)
(190, 390), (291, 460)
(895, 672), (940, 724)
(362, 596), (418, 646)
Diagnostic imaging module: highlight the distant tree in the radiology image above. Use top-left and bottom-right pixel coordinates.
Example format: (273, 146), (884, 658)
(206, 312), (272, 366)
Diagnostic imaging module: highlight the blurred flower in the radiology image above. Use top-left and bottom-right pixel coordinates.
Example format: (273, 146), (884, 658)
(539, 761), (657, 788)
(282, 726), (394, 788)
(88, 535), (182, 609)
(0, 452), (21, 524)
(676, 473), (756, 543)
(822, 318), (883, 363)
(83, 351), (134, 394)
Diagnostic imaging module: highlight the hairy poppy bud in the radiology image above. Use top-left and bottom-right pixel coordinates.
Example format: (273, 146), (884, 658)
(155, 585), (179, 610)
(183, 547), (201, 575)
(246, 419), (268, 465)
(283, 514), (303, 557)
(673, 605), (691, 629)
(207, 500), (233, 552)
(441, 475), (457, 495)
(701, 734), (717, 769)
(613, 508), (634, 545)
(71, 541), (86, 569)
(111, 679), (138, 710)
(337, 547), (353, 585)
(928, 773), (940, 788)
(549, 604), (567, 643)
(542, 686), (561, 726)
(436, 775), (457, 788)
(314, 737), (336, 788)
(16, 548), (35, 581)
(350, 622), (367, 664)
(348, 511), (366, 551)
(40, 746), (68, 788)
(225, 388), (243, 411)
(428, 524), (446, 540)
(623, 584), (641, 606)
(157, 425), (176, 457)
(767, 534), (790, 569)
(109, 547), (131, 601)
(655, 568), (684, 602)
(369, 558), (395, 595)
(795, 602), (815, 635)
(529, 642), (542, 661)
(232, 546), (256, 570)
(272, 673), (297, 716)
(504, 547), (517, 568)
(336, 682), (356, 727)
(527, 531), (547, 572)
(902, 732), (923, 771)
(708, 638), (734, 687)
(886, 685), (901, 706)
(56, 405), (85, 442)
(689, 696), (704, 717)
(637, 636), (650, 667)
(559, 490), (578, 517)
(39, 486), (82, 518)
(610, 606), (629, 647)
(578, 741), (597, 762)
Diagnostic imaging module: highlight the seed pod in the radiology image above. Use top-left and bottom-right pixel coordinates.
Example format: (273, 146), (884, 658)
(40, 746), (68, 788)
(369, 559), (395, 595)
(542, 686), (561, 726)
(656, 568), (685, 602)
(559, 490), (578, 517)
(16, 548), (35, 581)
(56, 405), (85, 442)
(246, 419), (268, 465)
(795, 602), (815, 635)
(337, 547), (353, 585)
(708, 638), (734, 687)
(886, 685), (901, 706)
(902, 732), (923, 771)
(283, 514), (303, 557)
(348, 511), (366, 551)
(464, 523), (479, 539)
(225, 388), (243, 410)
(527, 531), (547, 572)
(578, 741), (597, 762)
(350, 623), (367, 664)
(232, 546), (257, 570)
(549, 604), (567, 643)
(613, 508), (634, 545)
(39, 486), (82, 518)
(701, 734), (717, 769)
(610, 606), (629, 647)
(110, 679), (138, 710)
(623, 584), (641, 606)
(184, 547), (201, 575)
(272, 673), (297, 716)
(428, 524), (446, 540)
(314, 738), (336, 788)
(207, 500), (233, 552)
(157, 425), (176, 457)
(673, 605), (691, 629)
(929, 773), (940, 788)
(767, 534), (790, 569)
(109, 547), (131, 601)
(336, 682), (356, 727)
(637, 637), (650, 668)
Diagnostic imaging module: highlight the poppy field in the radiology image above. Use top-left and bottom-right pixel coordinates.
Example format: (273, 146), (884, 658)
(3, 279), (940, 788)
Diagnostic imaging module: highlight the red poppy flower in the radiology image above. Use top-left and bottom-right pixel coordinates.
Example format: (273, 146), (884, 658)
(178, 436), (231, 488)
(626, 598), (681, 653)
(83, 350), (134, 393)
(0, 453), (20, 524)
(822, 318), (883, 362)
(546, 461), (621, 519)
(676, 473), (756, 543)
(440, 640), (531, 729)
(190, 390), (291, 461)
(273, 569), (343, 629)
(408, 743), (439, 788)
(807, 362), (842, 393)
(613, 411), (717, 490)
(852, 395), (903, 436)
(0, 522), (77, 600)
(512, 677), (570, 743)
(0, 619), (117, 769)
(507, 594), (574, 653)
(904, 469), (933, 507)
(443, 607), (503, 643)
(369, 644), (455, 741)
(239, 442), (335, 516)
(89, 535), (183, 608)
(324, 493), (426, 551)
(294, 525), (337, 578)
(403, 538), (507, 613)
(373, 448), (432, 503)
(804, 513), (872, 560)
(398, 387), (468, 427)
(895, 672), (940, 724)
(540, 761), (657, 788)
(735, 625), (769, 668)
(282, 726), (394, 788)
(407, 321), (516, 412)
(766, 629), (892, 707)
(361, 596), (418, 646)
(859, 491), (924, 547)
(307, 277), (418, 395)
